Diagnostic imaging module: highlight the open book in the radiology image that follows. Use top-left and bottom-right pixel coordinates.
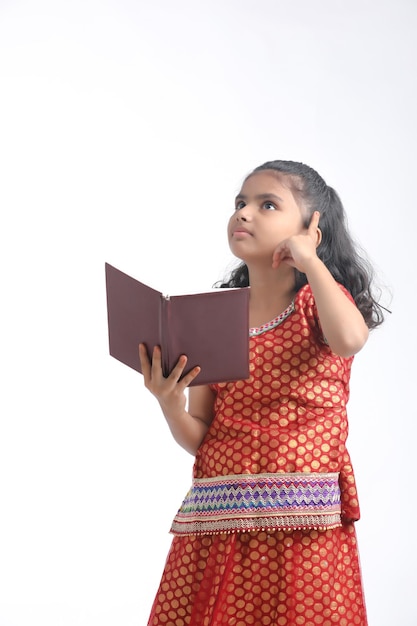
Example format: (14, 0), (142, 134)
(105, 263), (250, 386)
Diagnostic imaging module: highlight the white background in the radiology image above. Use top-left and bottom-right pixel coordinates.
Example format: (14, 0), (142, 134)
(0, 1), (415, 624)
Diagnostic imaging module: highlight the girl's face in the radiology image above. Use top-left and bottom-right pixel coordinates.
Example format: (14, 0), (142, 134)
(228, 171), (306, 265)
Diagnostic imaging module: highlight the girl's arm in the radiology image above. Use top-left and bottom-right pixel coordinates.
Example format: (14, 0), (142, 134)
(139, 344), (215, 455)
(303, 258), (369, 357)
(272, 211), (369, 357)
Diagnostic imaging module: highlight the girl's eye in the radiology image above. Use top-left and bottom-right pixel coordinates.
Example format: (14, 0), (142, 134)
(235, 201), (245, 211)
(263, 201), (276, 211)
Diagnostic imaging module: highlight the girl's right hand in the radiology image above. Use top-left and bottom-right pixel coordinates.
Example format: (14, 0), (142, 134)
(138, 344), (201, 417)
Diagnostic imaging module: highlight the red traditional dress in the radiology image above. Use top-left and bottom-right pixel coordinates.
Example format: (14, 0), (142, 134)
(148, 284), (367, 626)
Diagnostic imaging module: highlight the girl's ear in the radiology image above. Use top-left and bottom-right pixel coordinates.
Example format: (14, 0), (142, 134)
(316, 227), (322, 247)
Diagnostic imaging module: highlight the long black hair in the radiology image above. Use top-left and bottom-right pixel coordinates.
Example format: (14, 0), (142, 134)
(219, 160), (386, 330)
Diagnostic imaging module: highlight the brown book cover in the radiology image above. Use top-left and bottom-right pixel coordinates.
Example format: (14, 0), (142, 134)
(105, 263), (250, 386)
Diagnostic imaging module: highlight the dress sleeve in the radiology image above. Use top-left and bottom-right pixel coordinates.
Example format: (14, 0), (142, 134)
(296, 283), (356, 348)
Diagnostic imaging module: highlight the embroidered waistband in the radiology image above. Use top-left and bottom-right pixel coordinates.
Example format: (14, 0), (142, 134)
(170, 472), (342, 536)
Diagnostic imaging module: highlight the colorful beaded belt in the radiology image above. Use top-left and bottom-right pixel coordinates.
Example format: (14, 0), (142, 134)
(170, 472), (342, 536)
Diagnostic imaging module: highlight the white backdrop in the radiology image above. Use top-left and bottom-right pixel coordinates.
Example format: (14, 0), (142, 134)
(0, 1), (415, 624)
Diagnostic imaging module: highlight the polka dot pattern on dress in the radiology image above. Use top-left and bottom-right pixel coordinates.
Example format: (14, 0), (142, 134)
(148, 284), (366, 625)
(148, 526), (367, 625)
(197, 285), (360, 523)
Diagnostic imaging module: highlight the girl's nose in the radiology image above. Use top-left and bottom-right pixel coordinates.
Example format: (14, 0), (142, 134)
(236, 206), (252, 221)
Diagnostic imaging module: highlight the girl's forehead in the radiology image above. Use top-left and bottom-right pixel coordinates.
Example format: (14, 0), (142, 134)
(239, 170), (307, 216)
(240, 171), (293, 195)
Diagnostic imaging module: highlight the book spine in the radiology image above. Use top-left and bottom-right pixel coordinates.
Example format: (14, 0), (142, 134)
(160, 295), (170, 377)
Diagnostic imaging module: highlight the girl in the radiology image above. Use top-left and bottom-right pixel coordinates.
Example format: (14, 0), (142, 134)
(139, 160), (385, 626)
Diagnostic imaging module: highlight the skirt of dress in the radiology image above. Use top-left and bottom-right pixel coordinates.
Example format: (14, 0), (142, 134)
(147, 523), (367, 626)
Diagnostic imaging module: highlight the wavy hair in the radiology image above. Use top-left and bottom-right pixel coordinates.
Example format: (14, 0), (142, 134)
(219, 160), (386, 330)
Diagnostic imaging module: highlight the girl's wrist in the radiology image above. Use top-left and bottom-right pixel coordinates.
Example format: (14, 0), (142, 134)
(301, 254), (324, 278)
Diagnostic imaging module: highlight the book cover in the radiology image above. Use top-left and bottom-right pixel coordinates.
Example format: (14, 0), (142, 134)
(105, 263), (250, 386)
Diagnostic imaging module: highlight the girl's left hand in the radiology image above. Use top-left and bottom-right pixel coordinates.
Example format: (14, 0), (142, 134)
(272, 211), (322, 272)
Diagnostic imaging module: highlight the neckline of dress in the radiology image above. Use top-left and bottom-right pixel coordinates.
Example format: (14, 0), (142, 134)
(249, 300), (295, 337)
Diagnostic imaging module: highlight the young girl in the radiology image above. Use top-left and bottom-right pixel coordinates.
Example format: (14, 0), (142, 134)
(139, 160), (384, 626)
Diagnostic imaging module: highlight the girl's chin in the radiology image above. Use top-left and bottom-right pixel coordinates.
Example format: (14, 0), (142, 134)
(228, 246), (275, 265)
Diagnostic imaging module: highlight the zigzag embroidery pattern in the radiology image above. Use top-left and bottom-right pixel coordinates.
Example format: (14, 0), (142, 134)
(180, 473), (341, 514)
(171, 472), (343, 536)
